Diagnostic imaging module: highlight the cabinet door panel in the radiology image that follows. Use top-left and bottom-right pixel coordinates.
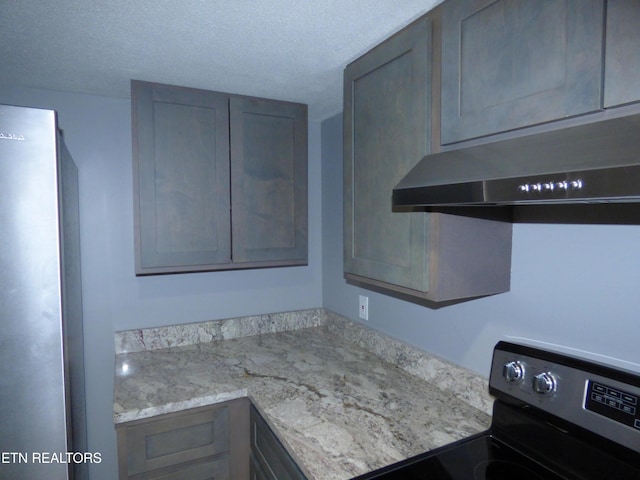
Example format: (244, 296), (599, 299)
(230, 97), (308, 266)
(604, 0), (640, 108)
(250, 405), (306, 480)
(344, 17), (431, 291)
(132, 81), (231, 274)
(140, 456), (229, 480)
(441, 0), (604, 144)
(125, 406), (229, 476)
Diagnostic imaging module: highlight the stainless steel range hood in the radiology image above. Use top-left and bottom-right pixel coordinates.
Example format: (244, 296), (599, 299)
(393, 114), (640, 207)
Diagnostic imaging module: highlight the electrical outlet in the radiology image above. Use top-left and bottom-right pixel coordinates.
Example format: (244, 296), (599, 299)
(358, 295), (369, 320)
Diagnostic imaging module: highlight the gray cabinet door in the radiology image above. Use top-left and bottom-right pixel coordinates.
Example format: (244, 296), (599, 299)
(132, 81), (231, 274)
(117, 400), (250, 480)
(344, 17), (432, 292)
(119, 404), (230, 477)
(139, 457), (230, 480)
(441, 0), (604, 145)
(604, 0), (640, 108)
(230, 97), (308, 266)
(249, 405), (306, 480)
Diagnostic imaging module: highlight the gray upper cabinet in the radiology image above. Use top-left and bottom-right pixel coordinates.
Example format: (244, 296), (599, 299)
(440, 0), (604, 145)
(230, 97), (308, 266)
(133, 81), (231, 274)
(132, 81), (308, 275)
(343, 15), (512, 302)
(344, 17), (432, 293)
(604, 0), (640, 108)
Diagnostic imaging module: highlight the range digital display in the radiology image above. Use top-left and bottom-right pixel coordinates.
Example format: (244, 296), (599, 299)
(585, 380), (640, 431)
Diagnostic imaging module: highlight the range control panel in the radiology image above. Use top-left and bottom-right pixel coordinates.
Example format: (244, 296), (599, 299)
(586, 381), (640, 431)
(489, 341), (640, 454)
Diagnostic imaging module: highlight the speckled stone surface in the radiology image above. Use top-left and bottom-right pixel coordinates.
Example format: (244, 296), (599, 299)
(324, 311), (493, 415)
(115, 309), (493, 414)
(115, 308), (327, 354)
(114, 312), (492, 480)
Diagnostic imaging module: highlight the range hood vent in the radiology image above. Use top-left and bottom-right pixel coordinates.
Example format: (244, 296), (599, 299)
(393, 114), (640, 207)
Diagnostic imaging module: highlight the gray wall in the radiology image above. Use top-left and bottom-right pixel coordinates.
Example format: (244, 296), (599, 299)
(4, 85), (640, 479)
(0, 86), (323, 480)
(322, 112), (640, 376)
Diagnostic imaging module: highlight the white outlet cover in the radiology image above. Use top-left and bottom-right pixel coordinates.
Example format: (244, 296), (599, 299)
(359, 295), (369, 320)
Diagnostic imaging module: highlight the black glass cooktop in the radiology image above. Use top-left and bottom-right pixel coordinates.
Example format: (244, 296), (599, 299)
(355, 435), (567, 480)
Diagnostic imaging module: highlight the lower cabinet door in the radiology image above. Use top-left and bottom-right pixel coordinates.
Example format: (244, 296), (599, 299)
(250, 405), (307, 480)
(117, 399), (250, 480)
(136, 456), (230, 480)
(250, 452), (269, 480)
(123, 406), (229, 476)
(118, 399), (307, 480)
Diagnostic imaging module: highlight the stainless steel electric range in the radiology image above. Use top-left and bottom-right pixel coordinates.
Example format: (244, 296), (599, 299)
(354, 341), (640, 479)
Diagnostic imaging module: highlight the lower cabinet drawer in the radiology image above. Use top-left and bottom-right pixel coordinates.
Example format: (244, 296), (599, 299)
(131, 456), (230, 480)
(122, 405), (229, 476)
(117, 399), (250, 480)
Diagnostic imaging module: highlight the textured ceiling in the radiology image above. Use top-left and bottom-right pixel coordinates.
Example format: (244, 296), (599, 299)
(1, 0), (443, 120)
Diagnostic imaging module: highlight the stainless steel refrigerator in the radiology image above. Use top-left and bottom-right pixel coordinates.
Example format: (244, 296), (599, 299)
(0, 104), (88, 479)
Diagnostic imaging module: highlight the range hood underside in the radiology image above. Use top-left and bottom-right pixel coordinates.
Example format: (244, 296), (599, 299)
(393, 113), (640, 206)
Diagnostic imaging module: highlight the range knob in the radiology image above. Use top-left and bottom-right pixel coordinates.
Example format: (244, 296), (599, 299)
(533, 372), (556, 395)
(503, 361), (525, 383)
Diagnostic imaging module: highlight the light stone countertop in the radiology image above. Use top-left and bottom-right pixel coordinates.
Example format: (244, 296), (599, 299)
(113, 310), (492, 480)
